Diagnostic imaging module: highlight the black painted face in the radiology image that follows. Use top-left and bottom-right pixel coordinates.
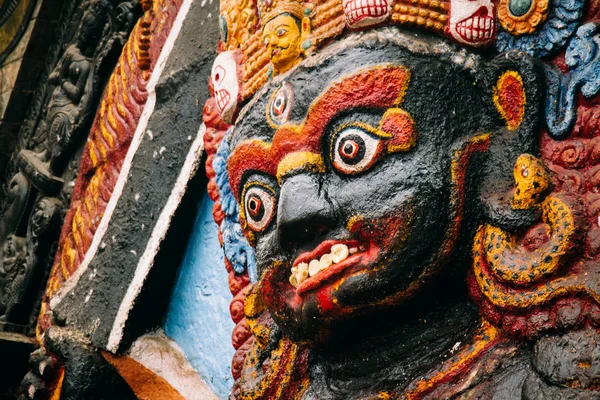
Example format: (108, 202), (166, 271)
(229, 35), (491, 341)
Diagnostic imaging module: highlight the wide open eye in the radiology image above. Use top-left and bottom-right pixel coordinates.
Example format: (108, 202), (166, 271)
(332, 126), (382, 174)
(243, 185), (276, 231)
(268, 82), (293, 127)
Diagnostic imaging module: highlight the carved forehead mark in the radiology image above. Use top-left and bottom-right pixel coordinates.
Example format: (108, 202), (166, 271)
(228, 65), (412, 198)
(302, 64), (411, 138)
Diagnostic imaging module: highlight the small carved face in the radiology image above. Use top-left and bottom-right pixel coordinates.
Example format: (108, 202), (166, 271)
(228, 41), (490, 341)
(78, 9), (104, 50)
(262, 14), (303, 74)
(211, 51), (241, 123)
(343, 0), (391, 29)
(447, 0), (496, 46)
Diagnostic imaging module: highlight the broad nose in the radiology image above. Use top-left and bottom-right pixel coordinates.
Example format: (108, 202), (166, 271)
(277, 174), (336, 248)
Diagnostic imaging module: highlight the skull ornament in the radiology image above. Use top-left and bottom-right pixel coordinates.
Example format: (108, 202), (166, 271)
(447, 0), (497, 46)
(211, 51), (241, 124)
(343, 0), (391, 29)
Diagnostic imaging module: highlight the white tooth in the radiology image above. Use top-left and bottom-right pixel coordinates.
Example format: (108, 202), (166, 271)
(466, 29), (472, 40)
(289, 274), (299, 287)
(297, 263), (309, 283)
(357, 8), (363, 16)
(480, 18), (486, 29)
(370, 6), (376, 14)
(309, 260), (321, 277)
(467, 19), (472, 28)
(320, 253), (333, 269)
(331, 244), (349, 263)
(486, 19), (491, 30)
(349, 247), (358, 254)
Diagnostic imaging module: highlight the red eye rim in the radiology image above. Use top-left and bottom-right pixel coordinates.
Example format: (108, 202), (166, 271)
(247, 196), (263, 218)
(267, 82), (294, 128)
(331, 124), (384, 175)
(339, 140), (360, 160)
(273, 93), (287, 116)
(242, 183), (277, 232)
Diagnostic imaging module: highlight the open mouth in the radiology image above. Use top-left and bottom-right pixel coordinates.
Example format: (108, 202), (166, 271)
(215, 89), (231, 113)
(454, 7), (495, 43)
(270, 45), (288, 59)
(289, 239), (375, 294)
(344, 0), (389, 26)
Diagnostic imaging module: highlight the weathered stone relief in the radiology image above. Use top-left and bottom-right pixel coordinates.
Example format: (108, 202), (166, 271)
(0, 0), (139, 334)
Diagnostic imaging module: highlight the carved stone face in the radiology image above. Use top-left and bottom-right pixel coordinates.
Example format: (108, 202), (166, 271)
(343, 0), (391, 29)
(262, 13), (304, 74)
(447, 0), (496, 46)
(228, 37), (496, 341)
(211, 51), (241, 123)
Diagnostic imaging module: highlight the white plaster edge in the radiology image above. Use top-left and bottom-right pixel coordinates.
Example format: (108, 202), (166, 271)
(128, 330), (219, 400)
(106, 122), (206, 352)
(50, 0), (195, 311)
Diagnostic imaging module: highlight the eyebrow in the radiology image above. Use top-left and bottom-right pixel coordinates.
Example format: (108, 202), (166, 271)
(227, 65), (411, 199)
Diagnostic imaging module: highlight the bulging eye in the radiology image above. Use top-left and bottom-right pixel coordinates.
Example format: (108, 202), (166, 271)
(332, 126), (382, 174)
(244, 185), (276, 231)
(273, 92), (287, 116)
(268, 82), (293, 126)
(213, 66), (226, 85)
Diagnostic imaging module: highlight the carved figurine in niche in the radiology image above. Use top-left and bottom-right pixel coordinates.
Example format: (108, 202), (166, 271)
(0, 0), (137, 330)
(17, 1), (109, 186)
(260, 0), (311, 77)
(220, 25), (600, 398)
(42, 3), (107, 176)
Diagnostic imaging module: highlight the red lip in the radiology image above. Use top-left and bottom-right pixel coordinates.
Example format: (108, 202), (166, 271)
(292, 239), (379, 295)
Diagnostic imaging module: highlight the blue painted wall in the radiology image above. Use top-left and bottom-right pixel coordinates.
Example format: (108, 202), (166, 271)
(164, 189), (234, 398)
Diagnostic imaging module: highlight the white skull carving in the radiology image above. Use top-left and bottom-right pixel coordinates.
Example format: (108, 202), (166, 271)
(343, 0), (391, 29)
(211, 51), (241, 124)
(447, 0), (496, 46)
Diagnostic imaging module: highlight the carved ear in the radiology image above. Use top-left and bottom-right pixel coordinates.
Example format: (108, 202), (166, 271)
(478, 51), (545, 231)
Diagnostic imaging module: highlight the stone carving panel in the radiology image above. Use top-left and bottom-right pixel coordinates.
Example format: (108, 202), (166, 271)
(0, 0), (139, 335)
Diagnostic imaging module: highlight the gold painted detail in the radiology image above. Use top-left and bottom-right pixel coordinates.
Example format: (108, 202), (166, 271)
(498, 0), (549, 36)
(277, 151), (325, 182)
(473, 155), (586, 308)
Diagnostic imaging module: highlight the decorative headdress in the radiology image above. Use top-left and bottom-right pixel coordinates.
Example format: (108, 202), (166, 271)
(259, 0), (306, 23)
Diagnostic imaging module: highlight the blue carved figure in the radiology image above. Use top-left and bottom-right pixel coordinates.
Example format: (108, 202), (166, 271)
(545, 22), (600, 139)
(496, 0), (585, 58)
(213, 128), (258, 282)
